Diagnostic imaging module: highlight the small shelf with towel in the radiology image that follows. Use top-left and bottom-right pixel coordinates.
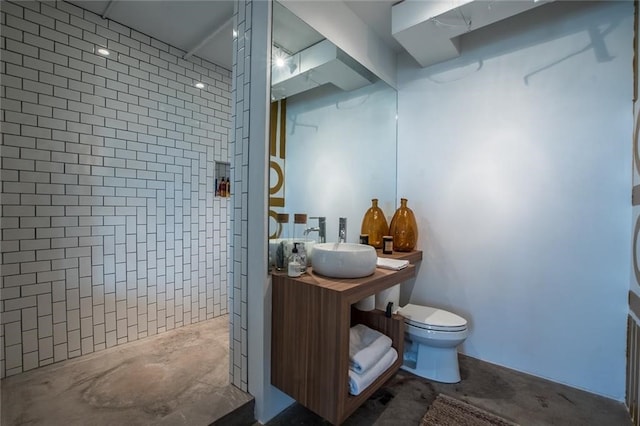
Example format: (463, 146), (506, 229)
(345, 308), (405, 415)
(271, 251), (421, 425)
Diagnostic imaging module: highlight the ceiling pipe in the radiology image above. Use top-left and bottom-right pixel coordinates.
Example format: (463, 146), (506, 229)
(183, 16), (234, 60)
(101, 0), (117, 19)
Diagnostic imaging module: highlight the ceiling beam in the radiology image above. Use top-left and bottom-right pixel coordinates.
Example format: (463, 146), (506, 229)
(183, 16), (234, 60)
(101, 0), (117, 19)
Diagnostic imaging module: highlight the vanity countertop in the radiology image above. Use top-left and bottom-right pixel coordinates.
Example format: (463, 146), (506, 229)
(272, 250), (421, 304)
(376, 249), (422, 264)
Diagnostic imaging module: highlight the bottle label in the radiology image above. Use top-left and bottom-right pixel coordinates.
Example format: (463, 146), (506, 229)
(383, 236), (393, 254)
(288, 261), (302, 277)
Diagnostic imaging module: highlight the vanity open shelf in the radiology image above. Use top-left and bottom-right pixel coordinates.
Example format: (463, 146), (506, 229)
(271, 250), (422, 425)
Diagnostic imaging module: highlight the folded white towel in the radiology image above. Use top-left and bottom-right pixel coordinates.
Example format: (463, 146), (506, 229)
(349, 324), (392, 374)
(376, 257), (409, 271)
(348, 346), (398, 396)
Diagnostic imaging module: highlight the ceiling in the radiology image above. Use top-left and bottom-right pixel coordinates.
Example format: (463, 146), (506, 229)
(69, 0), (236, 69)
(272, 2), (323, 55)
(68, 0), (398, 71)
(68, 1), (550, 74)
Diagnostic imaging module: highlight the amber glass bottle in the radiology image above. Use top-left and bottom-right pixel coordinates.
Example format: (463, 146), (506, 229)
(219, 177), (226, 197)
(389, 198), (418, 252)
(360, 198), (389, 249)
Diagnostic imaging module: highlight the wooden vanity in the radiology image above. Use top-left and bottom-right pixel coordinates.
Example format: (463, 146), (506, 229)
(271, 250), (422, 425)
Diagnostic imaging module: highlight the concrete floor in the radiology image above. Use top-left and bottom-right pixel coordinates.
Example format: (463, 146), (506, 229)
(3, 320), (633, 426)
(1, 315), (253, 426)
(265, 355), (632, 426)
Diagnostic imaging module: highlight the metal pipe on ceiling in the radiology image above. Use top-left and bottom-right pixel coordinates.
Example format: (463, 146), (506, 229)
(183, 16), (234, 60)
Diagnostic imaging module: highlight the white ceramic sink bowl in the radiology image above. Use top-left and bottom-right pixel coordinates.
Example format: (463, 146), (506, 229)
(311, 243), (377, 278)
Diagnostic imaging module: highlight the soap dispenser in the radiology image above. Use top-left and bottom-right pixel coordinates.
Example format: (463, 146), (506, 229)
(287, 243), (303, 278)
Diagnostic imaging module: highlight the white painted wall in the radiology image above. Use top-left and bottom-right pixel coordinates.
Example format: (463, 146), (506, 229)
(397, 1), (632, 400)
(284, 81), (397, 243)
(631, 0), (640, 326)
(236, 1), (295, 422)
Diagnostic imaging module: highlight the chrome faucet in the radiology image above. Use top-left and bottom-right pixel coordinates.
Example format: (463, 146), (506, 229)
(304, 216), (326, 243)
(338, 217), (347, 243)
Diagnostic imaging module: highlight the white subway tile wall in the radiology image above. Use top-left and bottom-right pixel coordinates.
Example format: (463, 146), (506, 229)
(0, 0), (231, 378)
(229, 0), (250, 392)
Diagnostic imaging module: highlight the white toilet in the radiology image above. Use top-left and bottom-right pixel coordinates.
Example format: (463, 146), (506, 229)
(397, 303), (468, 383)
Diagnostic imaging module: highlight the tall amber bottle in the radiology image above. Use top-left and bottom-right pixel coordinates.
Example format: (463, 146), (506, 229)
(360, 198), (389, 249)
(389, 198), (418, 252)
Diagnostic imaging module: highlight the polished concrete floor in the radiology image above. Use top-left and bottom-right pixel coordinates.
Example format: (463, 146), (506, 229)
(1, 315), (253, 426)
(3, 324), (633, 426)
(265, 355), (632, 426)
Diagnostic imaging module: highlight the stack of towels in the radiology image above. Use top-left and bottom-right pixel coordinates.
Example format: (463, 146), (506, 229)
(348, 324), (398, 396)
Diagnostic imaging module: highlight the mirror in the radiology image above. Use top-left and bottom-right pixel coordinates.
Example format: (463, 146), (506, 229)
(268, 2), (398, 253)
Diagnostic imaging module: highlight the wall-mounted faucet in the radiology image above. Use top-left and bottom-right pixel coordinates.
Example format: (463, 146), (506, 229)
(304, 216), (326, 243)
(338, 217), (347, 243)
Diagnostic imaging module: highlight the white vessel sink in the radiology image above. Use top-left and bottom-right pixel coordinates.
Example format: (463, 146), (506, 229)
(311, 243), (377, 279)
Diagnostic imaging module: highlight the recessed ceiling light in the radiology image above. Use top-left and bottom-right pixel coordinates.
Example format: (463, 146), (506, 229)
(195, 82), (205, 89)
(97, 47), (110, 56)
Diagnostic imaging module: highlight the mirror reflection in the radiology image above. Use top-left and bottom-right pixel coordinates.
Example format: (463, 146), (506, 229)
(268, 2), (398, 270)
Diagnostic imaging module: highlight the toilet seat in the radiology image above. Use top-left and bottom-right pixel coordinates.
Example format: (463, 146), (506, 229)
(398, 304), (467, 332)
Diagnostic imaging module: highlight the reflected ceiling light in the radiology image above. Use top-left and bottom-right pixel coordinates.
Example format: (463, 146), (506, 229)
(272, 46), (290, 69)
(195, 82), (205, 89)
(233, 29), (238, 38)
(97, 47), (110, 56)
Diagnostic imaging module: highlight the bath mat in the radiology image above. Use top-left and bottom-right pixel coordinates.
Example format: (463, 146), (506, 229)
(420, 394), (519, 426)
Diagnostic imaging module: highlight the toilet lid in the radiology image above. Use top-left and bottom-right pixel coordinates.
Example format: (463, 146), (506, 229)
(398, 304), (467, 332)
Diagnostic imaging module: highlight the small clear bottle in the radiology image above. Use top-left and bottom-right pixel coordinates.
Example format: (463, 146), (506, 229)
(277, 213), (290, 239)
(275, 213), (290, 271)
(287, 243), (303, 277)
(293, 214), (307, 241)
(293, 214), (308, 272)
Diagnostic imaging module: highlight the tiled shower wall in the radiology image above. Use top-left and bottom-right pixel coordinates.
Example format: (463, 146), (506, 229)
(229, 0), (250, 392)
(0, 0), (231, 378)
